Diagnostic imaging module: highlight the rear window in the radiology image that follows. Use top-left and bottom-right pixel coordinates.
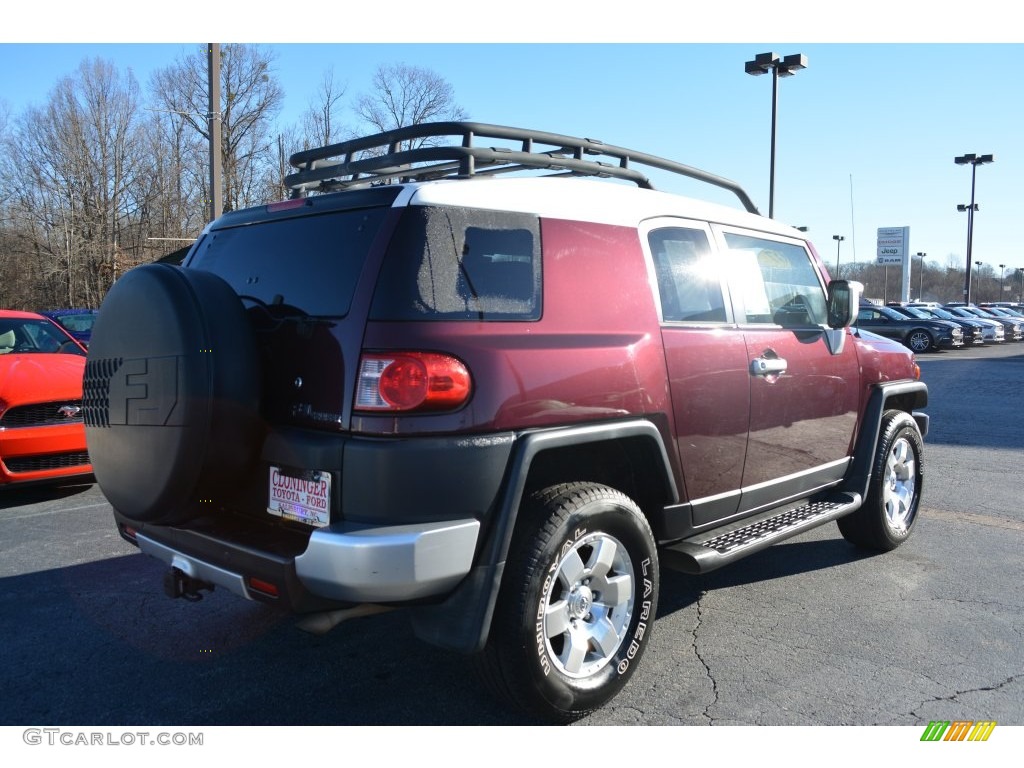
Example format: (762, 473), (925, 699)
(369, 206), (541, 321)
(188, 207), (390, 317)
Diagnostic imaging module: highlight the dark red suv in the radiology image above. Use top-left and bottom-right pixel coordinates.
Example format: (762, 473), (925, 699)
(84, 123), (928, 722)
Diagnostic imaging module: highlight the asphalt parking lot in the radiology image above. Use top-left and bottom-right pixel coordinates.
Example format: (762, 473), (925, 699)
(1, 341), (1022, 728)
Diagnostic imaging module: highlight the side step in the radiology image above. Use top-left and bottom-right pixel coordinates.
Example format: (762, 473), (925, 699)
(660, 491), (862, 575)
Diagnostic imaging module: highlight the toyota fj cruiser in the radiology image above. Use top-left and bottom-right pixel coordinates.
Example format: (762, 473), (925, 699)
(84, 123), (928, 722)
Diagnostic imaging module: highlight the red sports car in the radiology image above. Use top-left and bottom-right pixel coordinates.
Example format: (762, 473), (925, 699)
(0, 310), (92, 486)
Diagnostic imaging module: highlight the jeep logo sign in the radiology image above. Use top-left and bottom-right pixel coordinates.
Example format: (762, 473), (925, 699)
(106, 356), (183, 426)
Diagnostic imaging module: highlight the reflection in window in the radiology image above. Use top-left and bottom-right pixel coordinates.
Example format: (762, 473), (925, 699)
(371, 206), (541, 321)
(649, 228), (725, 322)
(723, 234), (826, 326)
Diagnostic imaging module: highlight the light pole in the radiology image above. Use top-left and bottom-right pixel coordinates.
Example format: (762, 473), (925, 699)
(832, 235), (844, 276)
(999, 263), (1006, 299)
(916, 252), (926, 300)
(745, 52), (808, 219)
(974, 261), (984, 303)
(1018, 268), (1024, 303)
(955, 153), (994, 303)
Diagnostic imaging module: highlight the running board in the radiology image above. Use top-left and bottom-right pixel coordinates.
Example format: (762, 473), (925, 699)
(660, 492), (862, 575)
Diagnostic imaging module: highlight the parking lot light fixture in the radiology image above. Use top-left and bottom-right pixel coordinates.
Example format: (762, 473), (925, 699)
(955, 153), (995, 303)
(745, 52), (808, 219)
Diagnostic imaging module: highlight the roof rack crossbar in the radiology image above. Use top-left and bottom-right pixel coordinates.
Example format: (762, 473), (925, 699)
(286, 122), (758, 213)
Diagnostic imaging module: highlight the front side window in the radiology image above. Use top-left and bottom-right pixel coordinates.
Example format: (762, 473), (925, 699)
(648, 227), (726, 323)
(723, 233), (826, 326)
(370, 206), (541, 321)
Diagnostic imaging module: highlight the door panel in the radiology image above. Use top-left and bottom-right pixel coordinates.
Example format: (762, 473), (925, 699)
(717, 228), (860, 512)
(742, 326), (859, 491)
(661, 327), (750, 523)
(645, 220), (749, 525)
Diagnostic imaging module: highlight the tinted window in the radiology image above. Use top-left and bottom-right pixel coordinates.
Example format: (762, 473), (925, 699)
(53, 313), (96, 333)
(370, 206), (541, 321)
(189, 207), (389, 317)
(648, 227), (726, 322)
(723, 233), (826, 326)
(0, 318), (84, 355)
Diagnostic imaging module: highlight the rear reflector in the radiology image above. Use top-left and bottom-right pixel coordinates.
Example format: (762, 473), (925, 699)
(355, 352), (471, 412)
(248, 577), (280, 597)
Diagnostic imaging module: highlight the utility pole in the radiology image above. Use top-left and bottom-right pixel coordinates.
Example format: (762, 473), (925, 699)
(208, 44), (223, 222)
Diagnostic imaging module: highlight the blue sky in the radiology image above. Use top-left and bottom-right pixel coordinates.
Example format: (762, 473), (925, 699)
(2, 5), (1022, 279)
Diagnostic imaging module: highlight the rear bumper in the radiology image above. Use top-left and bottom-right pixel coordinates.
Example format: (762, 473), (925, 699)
(116, 428), (513, 610)
(295, 518), (481, 601)
(135, 516), (482, 605)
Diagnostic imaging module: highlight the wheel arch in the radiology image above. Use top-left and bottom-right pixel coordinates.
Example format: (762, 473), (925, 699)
(843, 381), (928, 500)
(408, 418), (677, 654)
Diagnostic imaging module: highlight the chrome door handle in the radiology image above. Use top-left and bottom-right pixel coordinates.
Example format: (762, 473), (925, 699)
(750, 357), (788, 376)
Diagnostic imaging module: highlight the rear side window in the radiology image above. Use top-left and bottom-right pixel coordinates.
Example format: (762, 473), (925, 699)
(189, 207), (389, 317)
(648, 227), (726, 322)
(370, 206), (541, 321)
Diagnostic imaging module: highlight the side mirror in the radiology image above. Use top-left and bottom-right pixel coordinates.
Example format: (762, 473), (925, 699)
(827, 280), (863, 329)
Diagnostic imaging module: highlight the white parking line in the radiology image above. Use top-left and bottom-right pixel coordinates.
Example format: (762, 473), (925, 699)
(0, 501), (110, 522)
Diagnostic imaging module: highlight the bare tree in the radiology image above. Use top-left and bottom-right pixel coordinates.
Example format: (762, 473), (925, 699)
(2, 58), (145, 308)
(354, 63), (468, 147)
(301, 68), (349, 149)
(150, 44), (284, 213)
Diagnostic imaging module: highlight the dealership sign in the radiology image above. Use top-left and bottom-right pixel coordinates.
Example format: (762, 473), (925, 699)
(877, 227), (909, 265)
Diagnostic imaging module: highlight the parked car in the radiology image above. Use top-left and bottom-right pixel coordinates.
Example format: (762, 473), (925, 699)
(980, 302), (1024, 312)
(856, 303), (962, 352)
(957, 305), (1024, 341)
(918, 304), (1005, 343)
(907, 303), (997, 343)
(943, 305), (1016, 342)
(0, 310), (91, 486)
(83, 122), (928, 721)
(39, 309), (99, 347)
(983, 305), (1024, 322)
(887, 303), (985, 346)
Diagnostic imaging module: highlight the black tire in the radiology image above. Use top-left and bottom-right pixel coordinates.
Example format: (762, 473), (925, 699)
(906, 328), (934, 353)
(838, 410), (923, 551)
(84, 264), (263, 523)
(475, 482), (659, 722)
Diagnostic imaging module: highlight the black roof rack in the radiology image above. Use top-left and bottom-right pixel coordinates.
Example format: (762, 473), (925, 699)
(285, 122), (760, 214)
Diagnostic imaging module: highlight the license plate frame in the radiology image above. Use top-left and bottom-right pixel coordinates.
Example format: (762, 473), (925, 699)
(267, 466), (331, 528)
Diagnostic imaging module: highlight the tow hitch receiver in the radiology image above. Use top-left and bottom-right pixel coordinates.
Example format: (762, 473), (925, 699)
(164, 567), (215, 602)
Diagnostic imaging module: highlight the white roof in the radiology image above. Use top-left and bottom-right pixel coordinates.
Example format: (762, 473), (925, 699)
(397, 176), (799, 237)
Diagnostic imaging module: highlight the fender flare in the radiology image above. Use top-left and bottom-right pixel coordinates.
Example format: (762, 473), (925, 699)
(409, 418), (677, 653)
(844, 380), (928, 499)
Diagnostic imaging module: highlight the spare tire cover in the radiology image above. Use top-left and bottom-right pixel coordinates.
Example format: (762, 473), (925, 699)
(84, 264), (262, 523)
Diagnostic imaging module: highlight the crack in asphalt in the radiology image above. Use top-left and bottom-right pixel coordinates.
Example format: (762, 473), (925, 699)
(911, 673), (1023, 718)
(691, 589), (718, 724)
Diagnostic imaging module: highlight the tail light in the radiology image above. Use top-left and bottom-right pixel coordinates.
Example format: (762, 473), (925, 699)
(355, 352), (471, 412)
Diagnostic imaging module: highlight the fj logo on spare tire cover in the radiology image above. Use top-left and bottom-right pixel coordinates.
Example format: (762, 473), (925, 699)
(98, 356), (183, 426)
